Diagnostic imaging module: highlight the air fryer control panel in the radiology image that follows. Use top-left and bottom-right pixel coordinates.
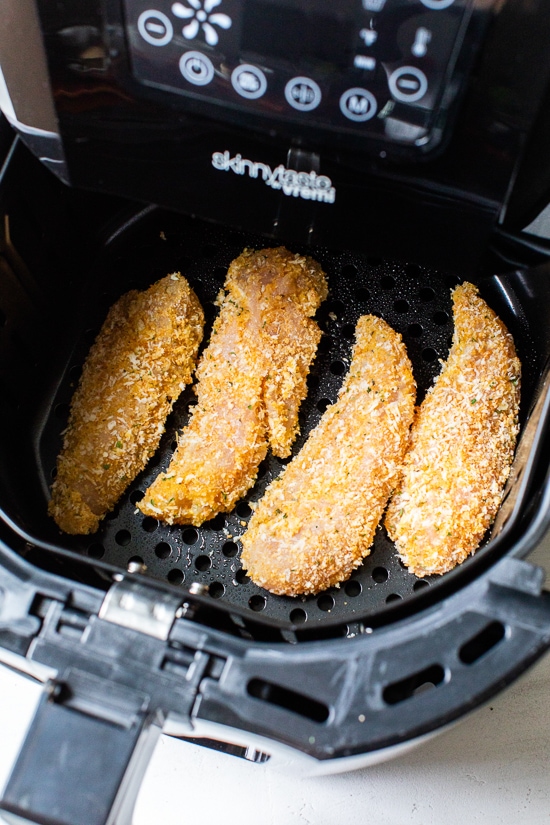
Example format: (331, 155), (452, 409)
(122, 0), (477, 152)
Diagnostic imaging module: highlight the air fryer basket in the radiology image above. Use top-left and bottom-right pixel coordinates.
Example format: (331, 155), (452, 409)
(1, 141), (550, 641)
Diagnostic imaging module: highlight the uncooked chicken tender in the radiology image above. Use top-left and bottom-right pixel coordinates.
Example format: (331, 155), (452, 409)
(49, 273), (204, 534)
(139, 247), (327, 526)
(385, 281), (521, 576)
(241, 315), (416, 596)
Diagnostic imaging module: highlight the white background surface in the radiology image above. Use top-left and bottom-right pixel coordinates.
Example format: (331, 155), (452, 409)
(1, 536), (550, 825)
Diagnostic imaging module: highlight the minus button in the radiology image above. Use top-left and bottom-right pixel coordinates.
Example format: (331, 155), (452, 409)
(389, 66), (428, 103)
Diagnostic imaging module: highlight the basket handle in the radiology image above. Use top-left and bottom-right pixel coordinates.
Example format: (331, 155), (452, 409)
(0, 673), (161, 825)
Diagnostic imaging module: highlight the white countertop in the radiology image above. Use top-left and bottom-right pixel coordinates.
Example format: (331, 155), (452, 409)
(1, 537), (550, 825)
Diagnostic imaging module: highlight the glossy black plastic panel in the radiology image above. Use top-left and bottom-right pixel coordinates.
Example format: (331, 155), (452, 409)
(21, 0), (550, 267)
(122, 0), (477, 152)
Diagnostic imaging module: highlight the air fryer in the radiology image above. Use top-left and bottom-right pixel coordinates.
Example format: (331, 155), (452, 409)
(2, 1), (550, 824)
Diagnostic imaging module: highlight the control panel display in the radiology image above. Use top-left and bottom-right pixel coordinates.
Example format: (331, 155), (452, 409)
(123, 0), (476, 152)
(241, 1), (356, 67)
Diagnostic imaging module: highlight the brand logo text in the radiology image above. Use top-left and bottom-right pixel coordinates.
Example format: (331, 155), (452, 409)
(211, 151), (336, 203)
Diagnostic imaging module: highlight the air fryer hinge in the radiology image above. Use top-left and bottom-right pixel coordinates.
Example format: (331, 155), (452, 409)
(99, 578), (183, 640)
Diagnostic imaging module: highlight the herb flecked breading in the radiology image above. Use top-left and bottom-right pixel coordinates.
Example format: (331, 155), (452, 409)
(49, 273), (204, 534)
(139, 247), (327, 526)
(384, 281), (521, 576)
(240, 315), (416, 596)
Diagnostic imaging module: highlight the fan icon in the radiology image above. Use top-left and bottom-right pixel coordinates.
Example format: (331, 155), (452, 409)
(172, 1), (232, 46)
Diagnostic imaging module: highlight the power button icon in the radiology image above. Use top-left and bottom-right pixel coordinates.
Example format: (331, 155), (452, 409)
(179, 51), (215, 85)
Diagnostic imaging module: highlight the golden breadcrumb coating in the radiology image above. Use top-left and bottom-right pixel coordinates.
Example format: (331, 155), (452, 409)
(49, 273), (204, 534)
(240, 315), (416, 596)
(385, 281), (521, 577)
(139, 247), (327, 526)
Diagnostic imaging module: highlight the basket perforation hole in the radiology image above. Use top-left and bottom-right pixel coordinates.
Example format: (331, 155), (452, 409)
(54, 403), (70, 421)
(235, 568), (250, 584)
(68, 365), (82, 382)
(155, 542), (172, 559)
(383, 664), (445, 706)
(206, 513), (226, 530)
(407, 323), (423, 338)
(167, 569), (184, 585)
(141, 516), (158, 533)
(195, 555), (211, 572)
(372, 566), (388, 583)
(290, 608), (307, 625)
(318, 335), (332, 353)
(330, 361), (346, 376)
(421, 347), (438, 362)
(413, 580), (430, 592)
(127, 555), (144, 567)
(419, 287), (436, 302)
(344, 580), (362, 597)
(433, 311), (449, 325)
(393, 299), (410, 313)
(130, 490), (144, 505)
(385, 593), (403, 603)
(341, 324), (355, 340)
(236, 502), (252, 518)
(256, 462), (268, 480)
(182, 527), (199, 545)
(213, 265), (227, 281)
(87, 544), (105, 559)
(210, 582), (225, 598)
(317, 594), (335, 612)
(326, 300), (345, 318)
(459, 621), (506, 665)
(355, 287), (370, 302)
(115, 530), (131, 546)
(222, 541), (238, 557)
(381, 275), (395, 290)
(249, 595), (267, 612)
(341, 264), (358, 278)
(317, 398), (331, 414)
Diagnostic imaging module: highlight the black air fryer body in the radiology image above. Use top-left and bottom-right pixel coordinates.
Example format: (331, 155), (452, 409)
(2, 2), (550, 824)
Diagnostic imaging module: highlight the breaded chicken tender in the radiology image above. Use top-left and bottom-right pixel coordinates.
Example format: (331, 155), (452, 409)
(240, 315), (416, 596)
(139, 247), (327, 526)
(49, 273), (204, 534)
(385, 282), (521, 577)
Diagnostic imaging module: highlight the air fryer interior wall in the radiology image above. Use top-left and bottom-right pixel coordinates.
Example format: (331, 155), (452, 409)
(2, 140), (550, 640)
